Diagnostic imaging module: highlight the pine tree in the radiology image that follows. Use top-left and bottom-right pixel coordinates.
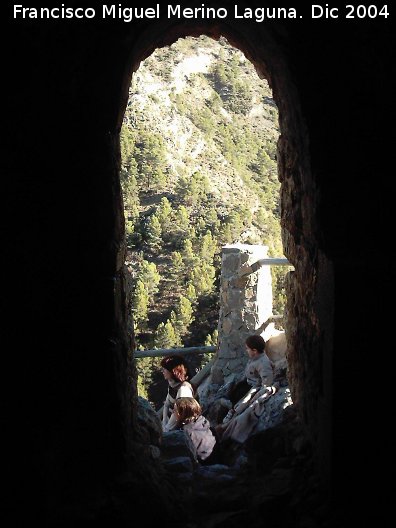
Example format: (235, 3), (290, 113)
(176, 295), (194, 335)
(170, 251), (184, 284)
(156, 196), (172, 233)
(135, 129), (167, 191)
(200, 230), (216, 264)
(145, 214), (162, 250)
(174, 175), (189, 203)
(222, 211), (244, 243)
(175, 205), (189, 231)
(139, 260), (161, 297)
(132, 279), (149, 330)
(196, 217), (206, 236)
(182, 239), (197, 271)
(171, 205), (190, 247)
(136, 355), (158, 399)
(154, 320), (179, 349)
(151, 167), (167, 191)
(189, 262), (216, 296)
(120, 163), (140, 244)
(205, 206), (220, 234)
(120, 124), (136, 170)
(205, 329), (219, 346)
(185, 282), (197, 304)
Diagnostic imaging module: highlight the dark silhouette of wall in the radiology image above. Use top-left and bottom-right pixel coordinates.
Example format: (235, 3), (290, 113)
(3, 2), (393, 525)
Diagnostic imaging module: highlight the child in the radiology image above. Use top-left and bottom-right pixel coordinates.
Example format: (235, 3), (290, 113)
(215, 334), (275, 442)
(174, 397), (217, 464)
(161, 355), (194, 432)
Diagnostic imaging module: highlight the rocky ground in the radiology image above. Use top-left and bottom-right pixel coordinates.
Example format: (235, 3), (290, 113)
(133, 372), (335, 528)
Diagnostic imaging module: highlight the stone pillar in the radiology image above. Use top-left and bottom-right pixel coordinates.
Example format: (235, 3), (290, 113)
(211, 243), (273, 386)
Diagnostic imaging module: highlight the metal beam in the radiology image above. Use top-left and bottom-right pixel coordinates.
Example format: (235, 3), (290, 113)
(134, 345), (216, 359)
(257, 258), (291, 266)
(238, 257), (293, 277)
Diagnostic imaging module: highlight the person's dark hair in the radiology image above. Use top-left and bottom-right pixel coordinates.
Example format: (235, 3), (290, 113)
(161, 355), (190, 382)
(245, 334), (266, 354)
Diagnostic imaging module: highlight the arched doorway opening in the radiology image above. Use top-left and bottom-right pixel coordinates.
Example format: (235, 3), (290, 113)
(121, 34), (288, 411)
(113, 19), (332, 519)
(9, 5), (393, 525)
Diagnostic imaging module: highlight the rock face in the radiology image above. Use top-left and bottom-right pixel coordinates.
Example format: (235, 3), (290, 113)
(126, 36), (279, 210)
(136, 396), (162, 446)
(265, 326), (287, 374)
(161, 429), (198, 474)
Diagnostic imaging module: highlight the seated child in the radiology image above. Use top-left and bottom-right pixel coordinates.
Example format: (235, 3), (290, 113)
(174, 397), (217, 464)
(215, 334), (275, 443)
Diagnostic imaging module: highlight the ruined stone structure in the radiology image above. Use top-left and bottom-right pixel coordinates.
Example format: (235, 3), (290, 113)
(197, 244), (289, 417)
(214, 244), (272, 381)
(4, 2), (393, 526)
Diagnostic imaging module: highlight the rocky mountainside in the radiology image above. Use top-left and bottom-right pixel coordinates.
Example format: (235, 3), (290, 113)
(124, 35), (279, 218)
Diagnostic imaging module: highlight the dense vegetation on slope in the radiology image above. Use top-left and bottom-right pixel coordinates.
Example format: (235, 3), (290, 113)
(120, 36), (285, 404)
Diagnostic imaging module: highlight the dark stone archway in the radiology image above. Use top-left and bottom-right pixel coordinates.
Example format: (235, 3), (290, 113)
(4, 2), (393, 525)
